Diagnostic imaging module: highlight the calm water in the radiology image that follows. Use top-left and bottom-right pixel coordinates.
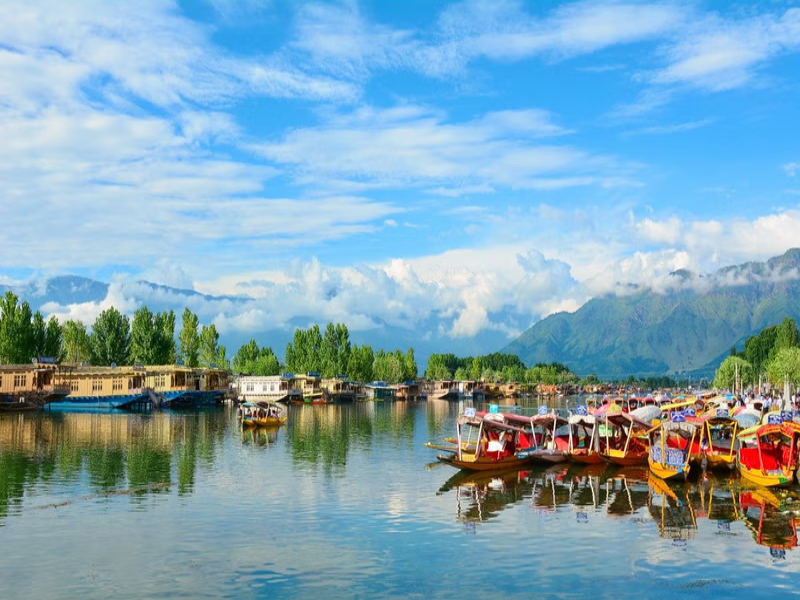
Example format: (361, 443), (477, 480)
(1, 401), (799, 599)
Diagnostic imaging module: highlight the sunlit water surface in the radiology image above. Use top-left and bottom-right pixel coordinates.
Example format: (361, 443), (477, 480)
(1, 400), (799, 599)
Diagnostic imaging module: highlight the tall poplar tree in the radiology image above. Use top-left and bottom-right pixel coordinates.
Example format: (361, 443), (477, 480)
(178, 308), (200, 367)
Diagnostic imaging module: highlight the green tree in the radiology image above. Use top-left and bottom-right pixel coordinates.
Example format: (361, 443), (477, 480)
(215, 345), (229, 370)
(233, 340), (280, 375)
(425, 354), (452, 380)
(199, 323), (220, 367)
(346, 344), (374, 382)
(44, 316), (63, 359)
(285, 324), (323, 374)
(62, 319), (90, 363)
(713, 356), (753, 391)
(130, 306), (157, 365)
(774, 317), (800, 353)
(766, 347), (800, 389)
(0, 291), (36, 364)
(373, 350), (403, 383)
(154, 310), (176, 364)
(178, 308), (200, 367)
(402, 347), (417, 381)
(89, 307), (130, 366)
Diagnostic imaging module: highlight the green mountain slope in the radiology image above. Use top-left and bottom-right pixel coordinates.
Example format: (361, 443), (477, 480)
(503, 249), (800, 379)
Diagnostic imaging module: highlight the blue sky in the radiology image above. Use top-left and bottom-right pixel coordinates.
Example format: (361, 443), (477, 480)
(2, 0), (800, 354)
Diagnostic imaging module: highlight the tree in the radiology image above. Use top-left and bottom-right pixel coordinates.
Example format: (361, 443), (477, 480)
(178, 308), (200, 367)
(774, 318), (800, 353)
(233, 340), (280, 376)
(346, 344), (373, 383)
(0, 291), (36, 364)
(89, 307), (130, 366)
(199, 323), (220, 367)
(285, 325), (323, 374)
(155, 310), (176, 364)
(62, 319), (90, 363)
(425, 354), (452, 380)
(766, 347), (800, 389)
(215, 345), (229, 370)
(321, 322), (351, 377)
(373, 350), (403, 383)
(403, 347), (417, 381)
(44, 316), (63, 359)
(130, 306), (157, 365)
(713, 356), (753, 391)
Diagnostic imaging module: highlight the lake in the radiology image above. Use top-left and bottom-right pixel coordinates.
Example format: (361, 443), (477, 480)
(1, 401), (799, 599)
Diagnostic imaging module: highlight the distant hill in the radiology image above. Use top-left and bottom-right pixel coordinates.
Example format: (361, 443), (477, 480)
(503, 249), (800, 379)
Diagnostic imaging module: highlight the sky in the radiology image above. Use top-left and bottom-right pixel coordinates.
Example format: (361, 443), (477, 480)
(2, 0), (800, 357)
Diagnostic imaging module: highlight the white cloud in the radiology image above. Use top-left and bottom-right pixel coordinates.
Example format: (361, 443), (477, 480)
(784, 162), (800, 177)
(649, 9), (800, 92)
(255, 104), (630, 192)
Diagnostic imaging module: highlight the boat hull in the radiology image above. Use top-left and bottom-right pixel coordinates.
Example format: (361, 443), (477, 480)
(648, 456), (688, 480)
(737, 466), (794, 487)
(568, 451), (605, 465)
(438, 454), (533, 472)
(242, 416), (287, 427)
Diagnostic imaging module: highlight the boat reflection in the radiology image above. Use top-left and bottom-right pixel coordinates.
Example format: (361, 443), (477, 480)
(438, 468), (535, 526)
(436, 461), (800, 555)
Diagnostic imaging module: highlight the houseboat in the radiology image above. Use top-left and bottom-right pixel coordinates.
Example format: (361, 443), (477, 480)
(364, 381), (396, 401)
(0, 359), (71, 411)
(322, 376), (358, 402)
(235, 374), (302, 404)
(145, 364), (231, 408)
(48, 363), (151, 410)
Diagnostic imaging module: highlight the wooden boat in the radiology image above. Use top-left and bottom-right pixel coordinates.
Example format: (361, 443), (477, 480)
(239, 401), (287, 427)
(736, 415), (800, 487)
(425, 408), (536, 471)
(697, 407), (740, 470)
(567, 406), (604, 465)
(526, 409), (569, 464)
(598, 405), (651, 466)
(647, 415), (700, 480)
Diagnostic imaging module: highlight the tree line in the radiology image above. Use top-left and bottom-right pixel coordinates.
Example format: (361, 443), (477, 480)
(714, 317), (800, 391)
(424, 352), (579, 385)
(0, 291), (225, 368)
(233, 323), (417, 384)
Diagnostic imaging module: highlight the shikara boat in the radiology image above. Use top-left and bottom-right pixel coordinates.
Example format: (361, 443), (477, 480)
(239, 401), (287, 427)
(736, 414), (800, 487)
(598, 406), (651, 466)
(567, 406), (604, 465)
(526, 409), (569, 464)
(648, 415), (700, 480)
(425, 408), (536, 471)
(697, 407), (740, 470)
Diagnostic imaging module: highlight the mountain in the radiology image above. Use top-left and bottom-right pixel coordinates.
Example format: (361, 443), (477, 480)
(503, 249), (800, 379)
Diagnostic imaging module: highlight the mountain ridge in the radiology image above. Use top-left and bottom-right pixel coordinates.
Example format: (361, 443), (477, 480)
(503, 248), (800, 379)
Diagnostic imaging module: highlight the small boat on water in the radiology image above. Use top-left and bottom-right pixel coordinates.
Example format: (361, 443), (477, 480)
(697, 407), (740, 470)
(648, 414), (700, 480)
(524, 408), (569, 464)
(567, 406), (604, 465)
(598, 405), (651, 466)
(736, 414), (800, 487)
(425, 408), (536, 471)
(239, 401), (287, 427)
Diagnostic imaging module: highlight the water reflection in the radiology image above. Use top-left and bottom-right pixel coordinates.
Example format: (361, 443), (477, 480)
(434, 459), (800, 556)
(0, 409), (230, 523)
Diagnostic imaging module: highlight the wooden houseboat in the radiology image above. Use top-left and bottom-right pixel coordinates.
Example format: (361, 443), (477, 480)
(0, 359), (71, 411)
(236, 374), (302, 404)
(428, 379), (459, 401)
(49, 363), (150, 410)
(364, 381), (396, 401)
(322, 376), (358, 402)
(144, 364), (231, 408)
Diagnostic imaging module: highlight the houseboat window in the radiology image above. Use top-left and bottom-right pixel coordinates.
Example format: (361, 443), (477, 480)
(14, 374), (27, 388)
(70, 380), (79, 392)
(0, 375), (3, 388)
(112, 379), (123, 391)
(92, 380), (103, 392)
(246, 382), (254, 392)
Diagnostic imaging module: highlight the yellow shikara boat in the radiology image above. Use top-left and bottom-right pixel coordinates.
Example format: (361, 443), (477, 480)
(239, 401), (287, 427)
(736, 416), (800, 487)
